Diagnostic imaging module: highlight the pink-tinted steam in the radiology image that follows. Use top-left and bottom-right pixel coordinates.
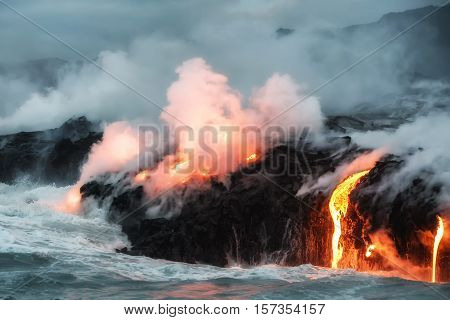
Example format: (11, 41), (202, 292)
(59, 122), (140, 213)
(61, 58), (324, 211)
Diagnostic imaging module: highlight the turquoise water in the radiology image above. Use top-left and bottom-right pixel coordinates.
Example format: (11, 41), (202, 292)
(1, 183), (449, 300)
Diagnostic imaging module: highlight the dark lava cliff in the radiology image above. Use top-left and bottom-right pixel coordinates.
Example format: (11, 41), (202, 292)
(0, 116), (102, 185)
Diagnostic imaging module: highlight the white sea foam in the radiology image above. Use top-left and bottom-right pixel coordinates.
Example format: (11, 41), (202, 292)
(1, 182), (448, 299)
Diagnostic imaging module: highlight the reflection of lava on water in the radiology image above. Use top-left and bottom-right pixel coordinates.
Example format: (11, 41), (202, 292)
(153, 282), (272, 300)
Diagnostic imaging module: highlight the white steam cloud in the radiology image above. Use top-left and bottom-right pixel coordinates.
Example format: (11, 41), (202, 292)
(59, 57), (324, 212)
(351, 108), (450, 211)
(1, 2), (443, 134)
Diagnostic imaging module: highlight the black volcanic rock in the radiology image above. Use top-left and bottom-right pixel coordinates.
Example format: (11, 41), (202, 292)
(350, 155), (442, 243)
(0, 117), (102, 185)
(80, 138), (449, 281)
(80, 139), (360, 267)
(325, 116), (367, 133)
(80, 180), (115, 201)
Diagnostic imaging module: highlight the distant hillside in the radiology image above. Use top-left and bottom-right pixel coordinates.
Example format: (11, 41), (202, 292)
(0, 117), (102, 186)
(278, 4), (450, 82)
(342, 4), (450, 80)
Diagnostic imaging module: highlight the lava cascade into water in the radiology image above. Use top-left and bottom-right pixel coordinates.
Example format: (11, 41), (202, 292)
(328, 170), (371, 269)
(432, 216), (444, 283)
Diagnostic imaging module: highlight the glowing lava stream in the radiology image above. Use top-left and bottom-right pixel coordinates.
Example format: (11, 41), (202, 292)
(329, 170), (371, 269)
(365, 244), (376, 258)
(135, 169), (151, 183)
(432, 216), (444, 283)
(246, 153), (257, 162)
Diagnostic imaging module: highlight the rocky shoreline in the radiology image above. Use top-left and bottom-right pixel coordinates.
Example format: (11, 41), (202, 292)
(1, 115), (448, 281)
(79, 136), (449, 281)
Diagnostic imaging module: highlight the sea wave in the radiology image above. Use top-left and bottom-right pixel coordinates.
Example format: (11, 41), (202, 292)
(1, 183), (449, 299)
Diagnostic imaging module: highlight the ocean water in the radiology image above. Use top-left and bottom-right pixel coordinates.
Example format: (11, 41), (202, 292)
(0, 182), (449, 300)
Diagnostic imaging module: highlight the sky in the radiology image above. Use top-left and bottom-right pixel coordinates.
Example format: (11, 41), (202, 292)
(0, 0), (445, 133)
(0, 0), (442, 64)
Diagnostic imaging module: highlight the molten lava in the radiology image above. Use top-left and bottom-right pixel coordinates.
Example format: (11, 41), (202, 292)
(135, 169), (151, 183)
(329, 170), (370, 269)
(170, 160), (189, 176)
(365, 244), (376, 258)
(246, 153), (257, 162)
(432, 216), (444, 283)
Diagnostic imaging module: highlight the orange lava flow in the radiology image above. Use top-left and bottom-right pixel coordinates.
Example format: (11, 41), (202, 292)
(432, 216), (444, 283)
(329, 170), (370, 269)
(134, 169), (151, 183)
